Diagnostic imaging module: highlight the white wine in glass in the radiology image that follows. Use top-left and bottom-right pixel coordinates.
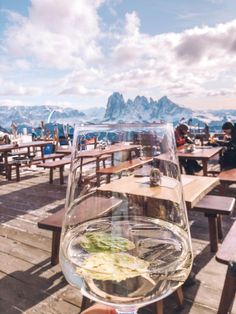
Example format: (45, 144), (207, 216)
(60, 123), (193, 314)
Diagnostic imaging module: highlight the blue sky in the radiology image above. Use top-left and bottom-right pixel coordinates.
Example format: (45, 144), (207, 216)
(0, 0), (236, 110)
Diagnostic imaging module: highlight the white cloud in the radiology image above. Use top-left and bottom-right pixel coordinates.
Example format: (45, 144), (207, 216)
(60, 85), (105, 96)
(0, 79), (42, 96)
(1, 1), (236, 109)
(3, 0), (104, 69)
(0, 57), (31, 73)
(0, 98), (25, 106)
(108, 16), (236, 102)
(206, 89), (236, 97)
(56, 67), (105, 96)
(125, 11), (140, 36)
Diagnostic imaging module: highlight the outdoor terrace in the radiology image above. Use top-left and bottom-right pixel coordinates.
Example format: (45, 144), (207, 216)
(0, 166), (235, 314)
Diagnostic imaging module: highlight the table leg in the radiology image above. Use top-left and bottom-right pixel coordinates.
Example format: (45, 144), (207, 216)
(202, 160), (208, 176)
(40, 146), (44, 159)
(96, 157), (101, 186)
(59, 166), (64, 185)
(51, 230), (61, 265)
(16, 164), (20, 181)
(3, 152), (10, 179)
(111, 153), (114, 166)
(205, 213), (218, 252)
(49, 168), (53, 184)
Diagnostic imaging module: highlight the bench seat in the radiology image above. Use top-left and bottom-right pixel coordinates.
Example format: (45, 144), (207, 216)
(216, 221), (236, 314)
(193, 195), (235, 252)
(219, 168), (236, 193)
(38, 196), (122, 265)
(37, 157), (73, 184)
(30, 153), (66, 164)
(96, 157), (152, 185)
(6, 153), (66, 181)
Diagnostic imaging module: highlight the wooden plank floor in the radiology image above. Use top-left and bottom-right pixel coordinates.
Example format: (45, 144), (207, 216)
(0, 166), (235, 314)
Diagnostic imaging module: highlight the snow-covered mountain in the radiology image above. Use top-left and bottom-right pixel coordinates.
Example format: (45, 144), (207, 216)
(104, 93), (236, 130)
(104, 92), (193, 123)
(0, 105), (86, 128)
(0, 93), (235, 130)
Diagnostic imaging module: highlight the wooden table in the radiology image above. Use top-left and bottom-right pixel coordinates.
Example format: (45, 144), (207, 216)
(77, 144), (139, 166)
(177, 146), (223, 176)
(98, 174), (219, 210)
(0, 141), (53, 180)
(76, 144), (140, 182)
(96, 157), (153, 185)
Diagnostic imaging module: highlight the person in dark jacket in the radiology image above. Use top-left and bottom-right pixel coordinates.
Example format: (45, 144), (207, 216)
(175, 124), (202, 175)
(220, 122), (236, 170)
(0, 132), (11, 174)
(222, 122), (236, 146)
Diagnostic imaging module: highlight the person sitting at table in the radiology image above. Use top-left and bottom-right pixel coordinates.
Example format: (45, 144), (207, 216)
(219, 121), (236, 170)
(0, 132), (11, 145)
(0, 132), (11, 174)
(175, 124), (202, 175)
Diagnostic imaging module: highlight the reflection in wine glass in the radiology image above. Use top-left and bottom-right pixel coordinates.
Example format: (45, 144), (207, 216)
(60, 123), (193, 314)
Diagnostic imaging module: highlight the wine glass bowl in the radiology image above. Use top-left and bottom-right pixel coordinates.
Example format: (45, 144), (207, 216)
(60, 123), (193, 314)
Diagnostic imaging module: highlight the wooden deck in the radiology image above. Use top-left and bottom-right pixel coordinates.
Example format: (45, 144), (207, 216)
(0, 166), (236, 314)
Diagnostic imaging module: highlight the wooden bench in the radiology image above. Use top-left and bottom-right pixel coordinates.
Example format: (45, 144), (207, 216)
(38, 196), (122, 265)
(7, 153), (66, 181)
(30, 152), (66, 164)
(193, 195), (235, 252)
(96, 157), (153, 186)
(216, 221), (236, 314)
(37, 158), (73, 184)
(219, 168), (236, 194)
(37, 152), (112, 184)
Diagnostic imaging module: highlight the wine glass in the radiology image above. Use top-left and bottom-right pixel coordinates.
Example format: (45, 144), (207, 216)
(60, 123), (193, 314)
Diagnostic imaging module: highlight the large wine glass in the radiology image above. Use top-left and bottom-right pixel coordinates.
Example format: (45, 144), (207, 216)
(60, 123), (193, 314)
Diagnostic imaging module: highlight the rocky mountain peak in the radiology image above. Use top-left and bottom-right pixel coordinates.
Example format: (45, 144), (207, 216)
(104, 92), (126, 120)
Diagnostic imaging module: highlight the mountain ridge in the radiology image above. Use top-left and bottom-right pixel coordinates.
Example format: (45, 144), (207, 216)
(0, 93), (236, 130)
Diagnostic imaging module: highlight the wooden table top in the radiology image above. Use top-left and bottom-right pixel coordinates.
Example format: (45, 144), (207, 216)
(17, 141), (53, 148)
(0, 144), (16, 153)
(98, 174), (219, 210)
(0, 141), (53, 153)
(97, 157), (152, 174)
(55, 147), (72, 154)
(182, 175), (219, 209)
(77, 144), (140, 158)
(177, 146), (223, 160)
(219, 168), (236, 183)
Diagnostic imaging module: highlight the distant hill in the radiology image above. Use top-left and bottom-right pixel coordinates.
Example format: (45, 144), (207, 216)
(0, 105), (88, 128)
(0, 94), (235, 131)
